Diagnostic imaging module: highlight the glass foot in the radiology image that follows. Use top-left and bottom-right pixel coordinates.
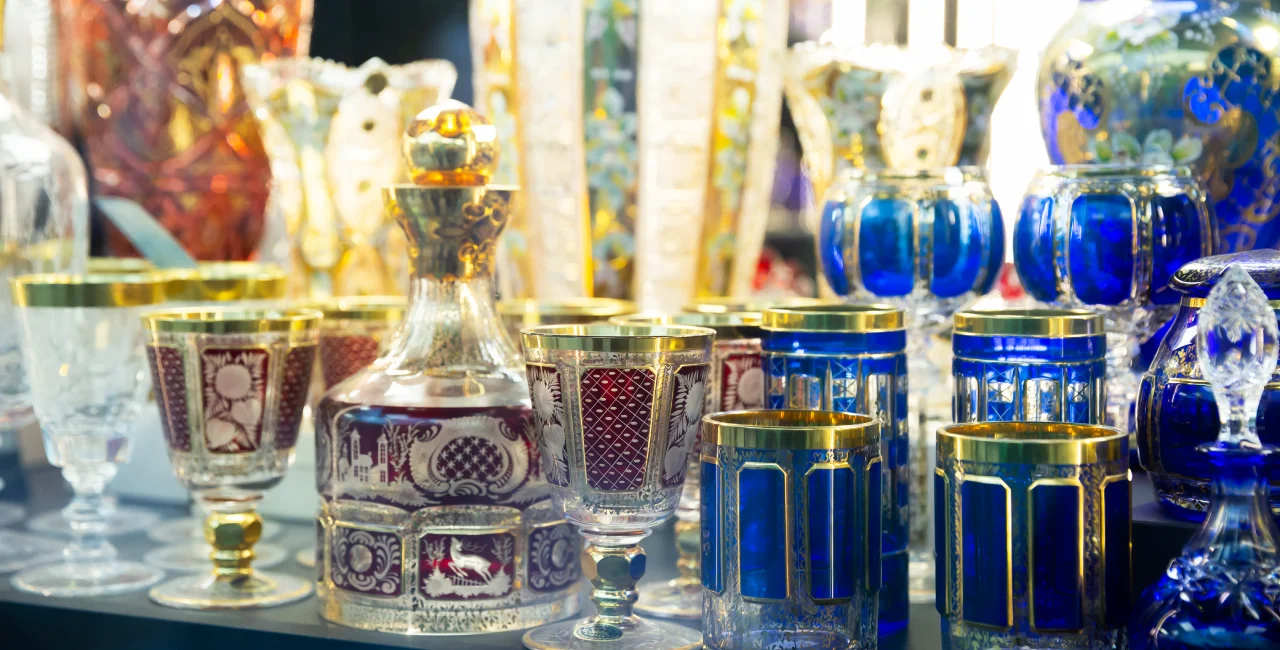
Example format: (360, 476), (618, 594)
(28, 506), (160, 538)
(149, 570), (313, 610)
(144, 542), (287, 572)
(0, 531), (59, 573)
(12, 560), (164, 597)
(523, 615), (701, 650)
(633, 578), (701, 619)
(0, 502), (25, 528)
(908, 552), (935, 604)
(295, 546), (315, 568)
(146, 515), (283, 544)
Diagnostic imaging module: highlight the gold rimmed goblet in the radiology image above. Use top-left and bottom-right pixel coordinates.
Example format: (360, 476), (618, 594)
(498, 298), (637, 344)
(520, 324), (713, 650)
(142, 307), (320, 609)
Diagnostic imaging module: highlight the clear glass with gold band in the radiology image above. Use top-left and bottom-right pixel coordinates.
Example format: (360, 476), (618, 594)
(520, 323), (712, 650)
(701, 409), (882, 650)
(935, 422), (1131, 650)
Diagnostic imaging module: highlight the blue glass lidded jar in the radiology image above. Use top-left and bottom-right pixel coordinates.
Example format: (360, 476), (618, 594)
(1137, 249), (1280, 520)
(761, 304), (909, 637)
(1013, 164), (1215, 432)
(953, 308), (1107, 424)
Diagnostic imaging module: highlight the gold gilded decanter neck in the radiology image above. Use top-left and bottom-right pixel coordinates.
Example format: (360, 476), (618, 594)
(388, 100), (515, 280)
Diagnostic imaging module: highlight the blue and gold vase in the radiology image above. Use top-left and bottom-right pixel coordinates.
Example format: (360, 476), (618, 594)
(701, 410), (882, 650)
(1137, 249), (1280, 519)
(1037, 0), (1280, 252)
(936, 421), (1132, 650)
(1013, 164), (1215, 431)
(953, 309), (1106, 424)
(760, 304), (909, 636)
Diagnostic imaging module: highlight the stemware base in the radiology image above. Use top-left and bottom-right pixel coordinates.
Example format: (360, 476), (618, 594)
(12, 559), (163, 597)
(144, 542), (287, 572)
(28, 506), (161, 538)
(147, 515), (282, 545)
(0, 531), (59, 573)
(295, 546), (315, 568)
(0, 501), (25, 528)
(632, 579), (701, 620)
(149, 570), (313, 610)
(523, 615), (701, 650)
(908, 552), (935, 604)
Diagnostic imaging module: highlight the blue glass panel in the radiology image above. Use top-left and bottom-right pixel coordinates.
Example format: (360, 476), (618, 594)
(1069, 194), (1134, 305)
(1150, 194), (1204, 306)
(739, 465), (788, 600)
(978, 199), (1006, 295)
(1030, 483), (1082, 631)
(858, 197), (915, 297)
(807, 465), (857, 601)
(1103, 479), (1131, 627)
(1013, 195), (1058, 302)
(931, 198), (984, 298)
(819, 200), (851, 297)
(762, 329), (906, 356)
(701, 460), (721, 592)
(866, 460), (882, 591)
(952, 332), (1105, 364)
(934, 472), (948, 613)
(962, 479), (1010, 628)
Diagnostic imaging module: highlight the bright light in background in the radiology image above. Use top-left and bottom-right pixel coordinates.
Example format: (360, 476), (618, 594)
(831, 0), (867, 44)
(1255, 25), (1280, 53)
(908, 0), (945, 46)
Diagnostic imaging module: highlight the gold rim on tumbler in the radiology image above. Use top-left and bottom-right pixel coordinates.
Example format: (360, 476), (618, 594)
(143, 307), (322, 334)
(936, 421), (1128, 465)
(10, 272), (167, 307)
(499, 297), (636, 328)
(761, 303), (904, 333)
(85, 257), (156, 274)
(520, 324), (715, 353)
(953, 309), (1104, 337)
(308, 295), (407, 322)
(705, 409), (880, 450)
(161, 262), (287, 303)
(609, 311), (762, 339)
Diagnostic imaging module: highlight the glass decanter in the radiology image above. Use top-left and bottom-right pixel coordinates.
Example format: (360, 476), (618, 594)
(1130, 265), (1280, 649)
(313, 101), (580, 634)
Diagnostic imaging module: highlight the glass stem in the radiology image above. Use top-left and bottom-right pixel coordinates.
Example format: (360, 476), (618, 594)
(60, 463), (118, 564)
(201, 493), (263, 583)
(581, 533), (647, 627)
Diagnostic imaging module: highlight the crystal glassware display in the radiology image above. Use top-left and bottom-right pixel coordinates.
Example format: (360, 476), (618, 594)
(817, 166), (1004, 604)
(1014, 164), (1215, 433)
(610, 310), (765, 620)
(1038, 0), (1280, 252)
(936, 421), (1131, 650)
(760, 304), (910, 636)
(953, 309), (1106, 424)
(470, 0), (787, 308)
(1131, 264), (1280, 649)
(1138, 249), (1280, 520)
(85, 258), (154, 274)
(701, 409), (882, 650)
(314, 101), (581, 634)
(497, 298), (636, 348)
(684, 296), (832, 315)
(242, 56), (457, 298)
(142, 306), (319, 609)
(785, 39), (1016, 222)
(520, 323), (712, 650)
(57, 0), (313, 260)
(8, 272), (166, 596)
(138, 262), (290, 568)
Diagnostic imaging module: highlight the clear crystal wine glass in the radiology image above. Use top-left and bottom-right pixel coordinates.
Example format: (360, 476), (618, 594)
(143, 306), (319, 610)
(520, 324), (713, 650)
(8, 272), (166, 596)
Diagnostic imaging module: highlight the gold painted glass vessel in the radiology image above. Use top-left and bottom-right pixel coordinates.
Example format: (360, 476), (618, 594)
(497, 297), (636, 343)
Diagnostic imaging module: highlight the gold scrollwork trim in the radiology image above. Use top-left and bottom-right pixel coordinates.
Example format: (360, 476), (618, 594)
(937, 422), (1126, 465)
(706, 410), (880, 450)
(937, 468), (950, 615)
(1027, 477), (1085, 635)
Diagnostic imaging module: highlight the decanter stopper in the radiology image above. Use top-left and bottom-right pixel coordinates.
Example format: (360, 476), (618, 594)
(402, 99), (500, 187)
(1197, 265), (1279, 447)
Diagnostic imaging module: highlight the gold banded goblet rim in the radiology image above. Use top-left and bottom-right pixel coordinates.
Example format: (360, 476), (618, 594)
(142, 307), (322, 334)
(10, 272), (167, 307)
(705, 409), (880, 450)
(936, 421), (1128, 465)
(520, 324), (715, 353)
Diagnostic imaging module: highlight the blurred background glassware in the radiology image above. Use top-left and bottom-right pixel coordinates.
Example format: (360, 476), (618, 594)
(520, 323), (712, 650)
(8, 272), (166, 597)
(936, 421), (1131, 650)
(85, 257), (154, 275)
(1131, 264), (1280, 649)
(469, 0), (786, 310)
(242, 56), (456, 299)
(56, 0), (313, 261)
(682, 295), (833, 315)
(1013, 164), (1215, 433)
(701, 409), (882, 650)
(1137, 249), (1280, 520)
(134, 262), (290, 561)
(143, 307), (319, 609)
(609, 309), (766, 620)
(953, 309), (1107, 424)
(497, 297), (636, 346)
(785, 38), (1016, 229)
(1037, 0), (1280, 253)
(3, 0), (58, 127)
(760, 303), (910, 636)
(314, 101), (581, 634)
